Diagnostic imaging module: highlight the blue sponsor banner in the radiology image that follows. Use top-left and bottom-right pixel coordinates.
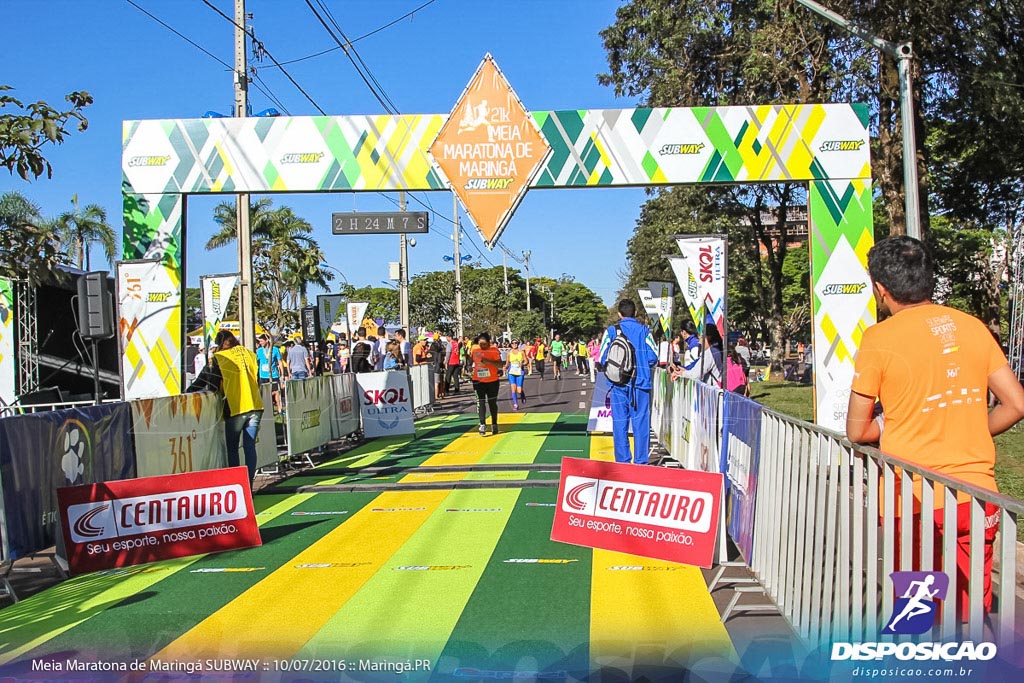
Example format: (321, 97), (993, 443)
(722, 391), (762, 563)
(0, 403), (135, 558)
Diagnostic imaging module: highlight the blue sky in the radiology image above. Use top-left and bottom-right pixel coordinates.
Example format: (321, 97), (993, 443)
(4, 0), (649, 303)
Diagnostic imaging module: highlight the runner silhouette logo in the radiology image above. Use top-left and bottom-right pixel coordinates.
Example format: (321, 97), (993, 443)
(882, 571), (949, 635)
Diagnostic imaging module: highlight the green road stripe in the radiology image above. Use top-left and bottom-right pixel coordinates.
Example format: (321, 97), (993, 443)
(4, 417), (472, 661)
(438, 486), (591, 678)
(531, 413), (589, 466)
(298, 488), (522, 662)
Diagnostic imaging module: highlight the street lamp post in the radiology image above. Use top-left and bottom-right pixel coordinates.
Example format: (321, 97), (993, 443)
(793, 0), (921, 240)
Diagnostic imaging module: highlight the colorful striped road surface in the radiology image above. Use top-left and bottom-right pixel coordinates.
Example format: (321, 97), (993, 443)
(0, 412), (738, 681)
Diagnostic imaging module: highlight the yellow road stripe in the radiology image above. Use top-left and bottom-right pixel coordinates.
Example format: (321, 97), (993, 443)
(587, 437), (735, 668)
(150, 491), (449, 660)
(398, 412), (526, 476)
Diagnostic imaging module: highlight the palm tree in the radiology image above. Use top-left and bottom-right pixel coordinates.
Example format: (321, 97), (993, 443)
(209, 198), (335, 333)
(0, 191), (68, 285)
(54, 194), (116, 270)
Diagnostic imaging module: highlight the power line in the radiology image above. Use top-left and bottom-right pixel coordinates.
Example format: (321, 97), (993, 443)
(274, 0), (439, 68)
(200, 0), (327, 115)
(124, 0), (287, 111)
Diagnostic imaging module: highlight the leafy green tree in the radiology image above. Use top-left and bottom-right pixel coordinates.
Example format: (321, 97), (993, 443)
(53, 194), (116, 270)
(347, 286), (399, 326)
(1, 86), (92, 180)
(510, 310), (546, 342)
(208, 198), (335, 334)
(0, 191), (68, 285)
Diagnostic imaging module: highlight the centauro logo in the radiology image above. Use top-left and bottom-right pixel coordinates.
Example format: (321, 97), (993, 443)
(128, 155), (172, 167)
(294, 562), (372, 569)
(372, 507), (426, 512)
(445, 508), (503, 513)
(300, 409), (321, 430)
(819, 140), (865, 152)
(147, 292), (173, 303)
(822, 283), (867, 295)
(465, 177), (513, 190)
(659, 143), (705, 155)
(280, 152), (324, 164)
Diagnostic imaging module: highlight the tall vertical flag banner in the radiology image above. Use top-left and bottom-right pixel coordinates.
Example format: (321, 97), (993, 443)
(117, 260), (182, 399)
(347, 302), (369, 332)
(648, 281), (674, 338)
(669, 257), (701, 330)
(200, 274), (237, 352)
(672, 236), (727, 336)
(317, 294), (347, 338)
(0, 277), (15, 406)
(637, 288), (661, 329)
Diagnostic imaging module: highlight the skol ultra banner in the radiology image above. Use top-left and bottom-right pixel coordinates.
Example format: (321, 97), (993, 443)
(551, 458), (723, 568)
(57, 466), (261, 575)
(130, 392), (227, 478)
(317, 294), (347, 339)
(672, 236), (726, 336)
(722, 391), (763, 563)
(200, 274), (237, 352)
(648, 280), (674, 339)
(637, 288), (660, 329)
(347, 302), (369, 332)
(0, 277), (14, 407)
(0, 403), (134, 558)
(356, 370), (415, 438)
(117, 259), (182, 399)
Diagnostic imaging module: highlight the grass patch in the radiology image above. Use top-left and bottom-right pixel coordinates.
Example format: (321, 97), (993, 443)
(747, 381), (815, 422)
(751, 381), (1024, 520)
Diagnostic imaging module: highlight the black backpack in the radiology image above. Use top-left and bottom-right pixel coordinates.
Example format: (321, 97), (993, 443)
(605, 323), (637, 387)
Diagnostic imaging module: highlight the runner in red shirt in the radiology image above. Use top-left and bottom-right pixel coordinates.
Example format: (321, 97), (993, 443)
(471, 331), (504, 436)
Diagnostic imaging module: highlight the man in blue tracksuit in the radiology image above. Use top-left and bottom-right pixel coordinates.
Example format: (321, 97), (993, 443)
(599, 299), (660, 464)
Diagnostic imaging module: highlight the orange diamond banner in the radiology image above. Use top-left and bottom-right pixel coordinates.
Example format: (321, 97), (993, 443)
(430, 54), (550, 247)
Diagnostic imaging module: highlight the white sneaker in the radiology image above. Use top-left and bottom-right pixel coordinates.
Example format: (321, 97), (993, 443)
(479, 424), (487, 435)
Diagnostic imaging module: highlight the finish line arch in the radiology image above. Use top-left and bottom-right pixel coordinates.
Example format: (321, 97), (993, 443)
(121, 65), (874, 431)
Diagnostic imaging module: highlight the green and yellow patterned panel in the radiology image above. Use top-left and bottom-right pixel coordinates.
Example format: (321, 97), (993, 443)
(531, 104), (870, 187)
(122, 116), (446, 195)
(809, 178), (876, 431)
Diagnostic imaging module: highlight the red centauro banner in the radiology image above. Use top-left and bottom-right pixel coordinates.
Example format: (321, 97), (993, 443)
(57, 467), (261, 575)
(551, 458), (723, 568)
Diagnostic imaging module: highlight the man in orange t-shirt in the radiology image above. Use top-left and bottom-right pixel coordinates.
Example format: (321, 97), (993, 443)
(471, 332), (504, 436)
(847, 236), (1024, 618)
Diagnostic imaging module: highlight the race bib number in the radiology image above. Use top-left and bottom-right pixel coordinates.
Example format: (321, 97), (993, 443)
(477, 367), (492, 379)
(260, 363), (270, 374)
(509, 362), (522, 376)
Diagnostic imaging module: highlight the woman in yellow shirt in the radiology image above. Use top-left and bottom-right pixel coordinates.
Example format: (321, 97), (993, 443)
(535, 338), (547, 380)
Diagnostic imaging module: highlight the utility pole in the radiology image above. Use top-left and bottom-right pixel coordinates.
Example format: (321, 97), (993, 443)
(234, 0), (255, 349)
(793, 0), (920, 239)
(523, 250), (531, 311)
(398, 192), (410, 331)
(501, 247), (510, 339)
(452, 192), (464, 339)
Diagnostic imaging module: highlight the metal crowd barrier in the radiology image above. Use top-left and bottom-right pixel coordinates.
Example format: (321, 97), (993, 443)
(651, 373), (1022, 649)
(407, 363), (436, 413)
(750, 408), (1020, 648)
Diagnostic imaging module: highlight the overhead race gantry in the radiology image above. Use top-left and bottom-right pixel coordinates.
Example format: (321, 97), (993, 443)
(121, 54), (874, 430)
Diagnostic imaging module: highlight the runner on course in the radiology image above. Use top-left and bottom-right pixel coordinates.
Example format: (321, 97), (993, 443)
(471, 332), (504, 435)
(550, 334), (565, 379)
(535, 338), (547, 380)
(505, 339), (527, 410)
